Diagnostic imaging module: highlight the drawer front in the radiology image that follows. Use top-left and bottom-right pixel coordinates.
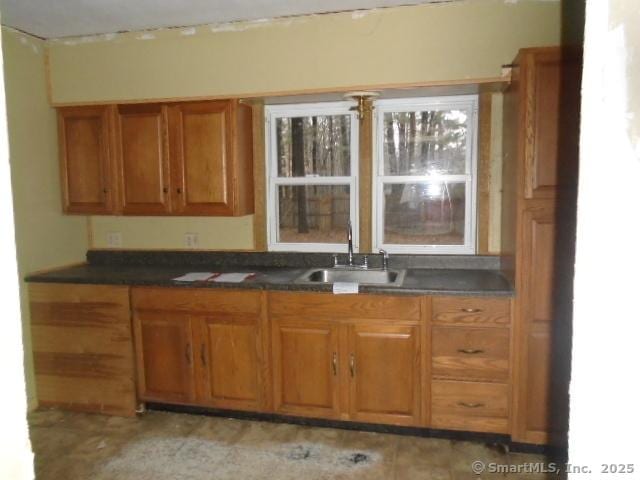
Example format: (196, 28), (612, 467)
(432, 296), (510, 327)
(268, 291), (421, 321)
(432, 327), (510, 382)
(132, 287), (262, 315)
(431, 380), (509, 434)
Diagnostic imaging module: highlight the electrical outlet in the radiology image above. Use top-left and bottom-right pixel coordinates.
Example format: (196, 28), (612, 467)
(184, 233), (199, 249)
(106, 232), (122, 248)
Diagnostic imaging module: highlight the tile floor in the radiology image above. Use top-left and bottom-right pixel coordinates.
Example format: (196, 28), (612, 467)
(29, 410), (561, 479)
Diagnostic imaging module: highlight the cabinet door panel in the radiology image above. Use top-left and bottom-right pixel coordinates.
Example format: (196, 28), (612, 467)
(272, 318), (340, 419)
(58, 106), (114, 213)
(348, 324), (421, 426)
(197, 316), (261, 411)
(133, 311), (195, 403)
(116, 104), (171, 214)
(169, 101), (233, 215)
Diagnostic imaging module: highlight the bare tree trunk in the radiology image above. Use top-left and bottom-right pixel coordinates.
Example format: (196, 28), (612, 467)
(386, 114), (397, 173)
(408, 113), (416, 171)
(291, 117), (308, 233)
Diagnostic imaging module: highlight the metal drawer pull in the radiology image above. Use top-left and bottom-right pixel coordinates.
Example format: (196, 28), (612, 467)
(200, 344), (206, 367)
(457, 348), (484, 354)
(457, 401), (484, 408)
(349, 354), (355, 377)
(185, 343), (192, 365)
(332, 352), (337, 376)
(461, 308), (482, 313)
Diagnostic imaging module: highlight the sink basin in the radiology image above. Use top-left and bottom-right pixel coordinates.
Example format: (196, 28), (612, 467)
(295, 268), (406, 287)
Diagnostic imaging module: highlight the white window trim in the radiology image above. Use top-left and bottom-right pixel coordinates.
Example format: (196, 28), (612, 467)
(372, 95), (478, 255)
(265, 102), (359, 252)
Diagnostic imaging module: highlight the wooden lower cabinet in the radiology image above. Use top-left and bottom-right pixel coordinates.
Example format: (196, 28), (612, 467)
(348, 324), (421, 426)
(197, 315), (262, 411)
(133, 311), (196, 404)
(271, 318), (340, 419)
(269, 292), (423, 427)
(131, 287), (266, 411)
(29, 283), (136, 416)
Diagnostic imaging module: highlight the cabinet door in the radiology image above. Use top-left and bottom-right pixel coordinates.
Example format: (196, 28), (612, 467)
(347, 324), (421, 426)
(523, 48), (581, 199)
(133, 311), (195, 404)
(115, 104), (171, 214)
(58, 106), (114, 213)
(513, 206), (556, 443)
(272, 318), (340, 419)
(169, 101), (234, 215)
(196, 315), (262, 411)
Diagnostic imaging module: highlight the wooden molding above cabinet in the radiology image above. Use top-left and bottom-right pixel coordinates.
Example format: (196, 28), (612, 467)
(57, 99), (254, 216)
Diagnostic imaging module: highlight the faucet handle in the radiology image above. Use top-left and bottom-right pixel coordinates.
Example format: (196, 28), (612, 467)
(362, 255), (368, 269)
(332, 254), (339, 267)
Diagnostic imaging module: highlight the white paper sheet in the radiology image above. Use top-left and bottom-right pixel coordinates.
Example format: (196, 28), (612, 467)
(332, 282), (359, 294)
(210, 273), (255, 283)
(173, 272), (215, 282)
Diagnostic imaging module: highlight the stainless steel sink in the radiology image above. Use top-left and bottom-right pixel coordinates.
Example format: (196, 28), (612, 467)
(295, 268), (406, 287)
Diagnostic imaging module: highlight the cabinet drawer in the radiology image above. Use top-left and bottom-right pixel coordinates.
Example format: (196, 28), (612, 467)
(431, 380), (509, 434)
(432, 327), (510, 382)
(432, 296), (510, 327)
(132, 287), (262, 316)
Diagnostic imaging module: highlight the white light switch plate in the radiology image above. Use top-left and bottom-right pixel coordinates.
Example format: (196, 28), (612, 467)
(184, 233), (199, 249)
(106, 232), (122, 248)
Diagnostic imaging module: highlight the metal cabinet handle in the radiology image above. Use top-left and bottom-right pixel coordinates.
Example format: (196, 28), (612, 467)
(461, 308), (482, 313)
(200, 344), (206, 367)
(185, 343), (192, 365)
(332, 352), (337, 376)
(349, 354), (355, 377)
(163, 187), (168, 194)
(457, 401), (484, 408)
(176, 188), (182, 194)
(457, 348), (484, 355)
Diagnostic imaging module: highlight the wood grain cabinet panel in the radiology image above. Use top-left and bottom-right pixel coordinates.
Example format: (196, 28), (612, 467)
(271, 318), (340, 419)
(348, 324), (421, 426)
(432, 296), (510, 327)
(196, 316), (262, 411)
(115, 104), (171, 214)
(58, 106), (115, 213)
(29, 283), (135, 416)
(432, 326), (510, 382)
(133, 311), (196, 404)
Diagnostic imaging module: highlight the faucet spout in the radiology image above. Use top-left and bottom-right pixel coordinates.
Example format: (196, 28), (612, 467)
(347, 220), (354, 267)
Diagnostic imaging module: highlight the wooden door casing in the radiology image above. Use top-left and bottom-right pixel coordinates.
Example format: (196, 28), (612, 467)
(133, 311), (196, 404)
(115, 104), (171, 214)
(58, 105), (115, 213)
(271, 318), (341, 419)
(347, 323), (421, 426)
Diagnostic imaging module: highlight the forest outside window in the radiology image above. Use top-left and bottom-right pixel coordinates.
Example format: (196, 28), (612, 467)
(373, 96), (478, 254)
(266, 103), (359, 252)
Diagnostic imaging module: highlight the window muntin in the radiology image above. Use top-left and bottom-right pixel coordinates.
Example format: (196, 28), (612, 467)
(373, 96), (478, 254)
(266, 103), (359, 252)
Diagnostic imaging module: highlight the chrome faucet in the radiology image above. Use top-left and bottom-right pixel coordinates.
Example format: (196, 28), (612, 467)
(378, 249), (389, 270)
(347, 220), (354, 267)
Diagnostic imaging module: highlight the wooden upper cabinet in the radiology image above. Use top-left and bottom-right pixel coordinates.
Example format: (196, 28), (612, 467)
(57, 99), (254, 216)
(58, 106), (115, 213)
(519, 48), (582, 199)
(114, 104), (171, 214)
(348, 324), (421, 426)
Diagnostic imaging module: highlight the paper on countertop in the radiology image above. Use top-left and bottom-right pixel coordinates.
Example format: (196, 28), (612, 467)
(332, 282), (359, 294)
(210, 273), (255, 283)
(173, 272), (215, 282)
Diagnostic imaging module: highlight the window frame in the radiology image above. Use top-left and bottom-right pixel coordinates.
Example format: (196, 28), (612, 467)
(265, 102), (359, 252)
(372, 95), (479, 255)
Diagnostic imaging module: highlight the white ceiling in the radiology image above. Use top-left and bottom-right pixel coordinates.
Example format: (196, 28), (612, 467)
(0, 0), (450, 39)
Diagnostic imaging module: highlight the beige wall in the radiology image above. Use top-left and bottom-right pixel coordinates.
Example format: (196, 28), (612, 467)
(2, 27), (89, 409)
(47, 0), (562, 105)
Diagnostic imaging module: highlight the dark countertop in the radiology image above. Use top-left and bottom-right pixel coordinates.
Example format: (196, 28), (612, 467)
(26, 251), (513, 297)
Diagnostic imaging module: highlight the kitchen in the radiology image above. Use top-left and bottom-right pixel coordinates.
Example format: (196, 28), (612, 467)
(1, 0), (636, 479)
